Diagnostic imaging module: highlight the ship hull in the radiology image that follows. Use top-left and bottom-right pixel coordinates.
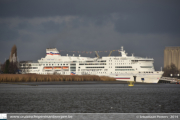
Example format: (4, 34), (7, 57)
(110, 71), (163, 83)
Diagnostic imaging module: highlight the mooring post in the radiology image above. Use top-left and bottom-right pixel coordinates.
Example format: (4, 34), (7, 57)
(133, 76), (136, 82)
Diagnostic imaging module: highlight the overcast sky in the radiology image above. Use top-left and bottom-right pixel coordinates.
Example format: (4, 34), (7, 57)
(0, 0), (180, 70)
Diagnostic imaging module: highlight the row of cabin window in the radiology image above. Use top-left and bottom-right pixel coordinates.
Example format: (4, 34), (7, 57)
(20, 63), (70, 66)
(21, 69), (39, 72)
(115, 63), (131, 65)
(86, 67), (104, 68)
(115, 69), (134, 71)
(109, 60), (131, 62)
(20, 67), (38, 69)
(111, 71), (141, 73)
(20, 64), (39, 66)
(43, 64), (68, 66)
(79, 63), (106, 65)
(109, 66), (132, 68)
(81, 69), (103, 71)
(85, 61), (106, 62)
(85, 72), (107, 74)
(37, 72), (107, 74)
(139, 72), (153, 73)
(115, 66), (132, 68)
(109, 63), (132, 65)
(38, 72), (69, 74)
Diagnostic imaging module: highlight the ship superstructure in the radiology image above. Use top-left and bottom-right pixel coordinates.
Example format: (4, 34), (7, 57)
(19, 47), (163, 83)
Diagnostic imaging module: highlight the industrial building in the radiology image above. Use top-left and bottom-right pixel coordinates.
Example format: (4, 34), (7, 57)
(164, 46), (180, 70)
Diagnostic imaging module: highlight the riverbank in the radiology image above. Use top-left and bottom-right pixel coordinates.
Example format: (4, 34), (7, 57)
(0, 74), (116, 82)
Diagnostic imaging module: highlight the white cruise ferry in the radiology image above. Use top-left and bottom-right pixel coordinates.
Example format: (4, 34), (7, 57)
(19, 47), (163, 83)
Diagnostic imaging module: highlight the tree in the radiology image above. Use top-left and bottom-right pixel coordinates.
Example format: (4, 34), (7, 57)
(1, 60), (18, 74)
(5, 60), (10, 73)
(0, 63), (4, 73)
(163, 63), (180, 77)
(8, 62), (18, 74)
(0, 60), (9, 73)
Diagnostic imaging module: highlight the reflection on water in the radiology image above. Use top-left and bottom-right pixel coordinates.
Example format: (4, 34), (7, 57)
(0, 83), (180, 113)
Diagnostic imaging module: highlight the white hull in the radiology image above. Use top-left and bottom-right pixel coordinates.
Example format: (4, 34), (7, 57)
(110, 72), (163, 83)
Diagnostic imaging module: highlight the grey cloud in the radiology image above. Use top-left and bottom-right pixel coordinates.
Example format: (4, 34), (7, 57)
(17, 22), (31, 29)
(115, 13), (180, 34)
(20, 33), (33, 42)
(0, 0), (114, 17)
(1, 0), (180, 34)
(1, 0), (179, 18)
(0, 23), (19, 41)
(16, 20), (62, 33)
(41, 21), (64, 33)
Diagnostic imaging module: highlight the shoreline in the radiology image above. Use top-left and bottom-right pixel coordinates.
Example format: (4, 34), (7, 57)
(0, 81), (168, 86)
(0, 74), (116, 82)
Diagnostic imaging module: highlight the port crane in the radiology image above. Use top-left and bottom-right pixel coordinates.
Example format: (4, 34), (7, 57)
(108, 51), (113, 56)
(95, 51), (100, 58)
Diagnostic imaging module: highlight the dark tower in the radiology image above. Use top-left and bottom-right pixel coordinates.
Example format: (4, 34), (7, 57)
(9, 45), (17, 62)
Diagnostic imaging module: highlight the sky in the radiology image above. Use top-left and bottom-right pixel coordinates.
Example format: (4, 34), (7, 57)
(0, 0), (180, 70)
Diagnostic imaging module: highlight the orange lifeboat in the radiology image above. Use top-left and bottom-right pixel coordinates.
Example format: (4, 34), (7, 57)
(44, 67), (52, 69)
(53, 67), (62, 69)
(62, 66), (69, 69)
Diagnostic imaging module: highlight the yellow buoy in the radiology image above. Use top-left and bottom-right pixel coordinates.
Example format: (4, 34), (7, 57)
(127, 81), (135, 86)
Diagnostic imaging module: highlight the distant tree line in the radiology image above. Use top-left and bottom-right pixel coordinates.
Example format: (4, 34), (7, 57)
(0, 59), (18, 74)
(163, 63), (180, 77)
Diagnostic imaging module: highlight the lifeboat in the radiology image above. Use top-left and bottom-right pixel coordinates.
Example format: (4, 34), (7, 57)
(53, 67), (62, 69)
(44, 67), (52, 69)
(62, 66), (69, 69)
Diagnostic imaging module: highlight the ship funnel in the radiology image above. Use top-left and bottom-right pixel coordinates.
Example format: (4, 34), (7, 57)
(46, 48), (60, 56)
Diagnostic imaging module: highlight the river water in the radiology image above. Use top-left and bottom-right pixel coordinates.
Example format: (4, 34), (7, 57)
(0, 82), (180, 113)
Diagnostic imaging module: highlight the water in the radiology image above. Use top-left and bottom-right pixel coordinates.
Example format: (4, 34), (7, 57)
(0, 83), (180, 113)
